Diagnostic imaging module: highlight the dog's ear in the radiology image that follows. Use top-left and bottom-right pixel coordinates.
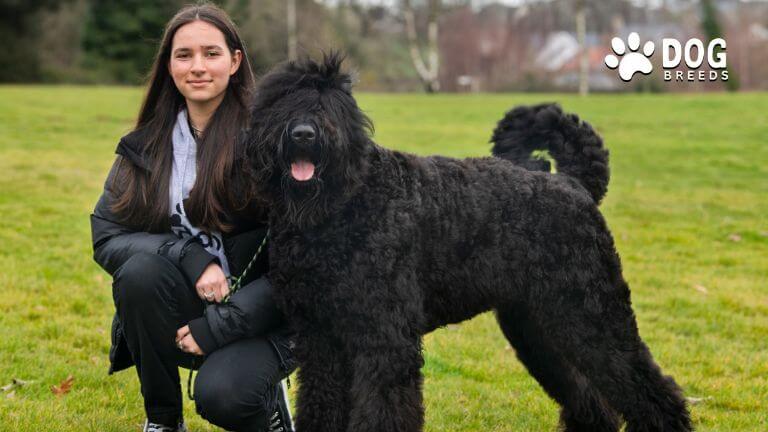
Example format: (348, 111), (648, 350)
(340, 70), (359, 95)
(340, 76), (353, 95)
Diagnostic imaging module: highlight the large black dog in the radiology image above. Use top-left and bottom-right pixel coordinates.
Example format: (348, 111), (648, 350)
(244, 54), (692, 432)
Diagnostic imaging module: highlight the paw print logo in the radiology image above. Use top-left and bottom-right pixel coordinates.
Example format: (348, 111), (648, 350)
(604, 32), (655, 82)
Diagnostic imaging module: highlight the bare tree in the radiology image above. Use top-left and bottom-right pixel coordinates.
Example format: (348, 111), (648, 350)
(403, 0), (440, 92)
(287, 0), (297, 60)
(576, 0), (589, 95)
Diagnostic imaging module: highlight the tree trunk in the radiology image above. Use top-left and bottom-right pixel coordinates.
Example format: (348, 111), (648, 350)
(576, 0), (589, 96)
(403, 0), (440, 93)
(287, 0), (297, 61)
(700, 0), (739, 91)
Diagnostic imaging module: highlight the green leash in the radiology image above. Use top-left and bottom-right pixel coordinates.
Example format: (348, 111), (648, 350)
(224, 228), (271, 302)
(187, 228), (270, 400)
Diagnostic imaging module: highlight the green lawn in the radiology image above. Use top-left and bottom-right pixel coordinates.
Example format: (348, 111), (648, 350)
(0, 87), (766, 431)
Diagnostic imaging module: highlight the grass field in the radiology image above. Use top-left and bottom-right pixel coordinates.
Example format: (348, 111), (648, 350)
(0, 87), (766, 431)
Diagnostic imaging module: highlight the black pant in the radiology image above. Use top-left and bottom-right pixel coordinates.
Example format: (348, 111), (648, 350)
(112, 252), (286, 431)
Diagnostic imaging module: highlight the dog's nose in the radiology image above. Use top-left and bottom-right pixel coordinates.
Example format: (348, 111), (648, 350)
(290, 124), (316, 143)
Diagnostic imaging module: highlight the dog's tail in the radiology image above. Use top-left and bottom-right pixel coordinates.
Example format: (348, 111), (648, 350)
(490, 103), (609, 204)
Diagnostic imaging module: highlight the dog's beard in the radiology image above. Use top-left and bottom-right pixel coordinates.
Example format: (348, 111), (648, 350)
(280, 173), (327, 228)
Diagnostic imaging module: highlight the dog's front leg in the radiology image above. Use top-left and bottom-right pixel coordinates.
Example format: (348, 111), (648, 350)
(346, 340), (425, 432)
(294, 333), (351, 432)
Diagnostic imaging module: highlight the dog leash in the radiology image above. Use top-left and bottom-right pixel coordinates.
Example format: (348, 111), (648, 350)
(187, 229), (271, 400)
(225, 228), (271, 301)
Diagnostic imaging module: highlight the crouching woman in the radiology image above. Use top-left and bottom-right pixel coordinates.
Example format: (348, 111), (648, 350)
(89, 4), (294, 432)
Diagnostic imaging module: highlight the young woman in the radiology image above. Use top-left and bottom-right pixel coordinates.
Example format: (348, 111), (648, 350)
(90, 4), (294, 432)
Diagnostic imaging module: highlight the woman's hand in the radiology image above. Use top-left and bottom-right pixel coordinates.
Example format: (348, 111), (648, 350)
(195, 262), (229, 303)
(176, 325), (204, 356)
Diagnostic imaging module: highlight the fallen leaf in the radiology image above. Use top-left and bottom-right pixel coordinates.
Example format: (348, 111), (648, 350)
(693, 284), (708, 294)
(6, 391), (14, 399)
(446, 324), (461, 330)
(759, 231), (768, 237)
(51, 375), (74, 396)
(728, 233), (742, 242)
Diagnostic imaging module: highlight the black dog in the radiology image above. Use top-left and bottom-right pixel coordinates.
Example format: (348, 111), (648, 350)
(245, 54), (692, 432)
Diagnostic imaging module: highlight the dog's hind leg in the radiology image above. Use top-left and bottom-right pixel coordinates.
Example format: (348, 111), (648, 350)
(612, 341), (693, 432)
(537, 291), (692, 432)
(496, 305), (620, 432)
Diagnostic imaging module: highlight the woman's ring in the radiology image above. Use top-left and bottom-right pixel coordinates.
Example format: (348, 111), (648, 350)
(204, 291), (214, 299)
(177, 341), (184, 350)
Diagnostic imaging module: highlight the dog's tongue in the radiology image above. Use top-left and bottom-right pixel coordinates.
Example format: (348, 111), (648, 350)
(291, 160), (315, 181)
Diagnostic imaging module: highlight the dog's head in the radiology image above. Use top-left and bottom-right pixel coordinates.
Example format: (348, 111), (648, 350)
(245, 52), (373, 228)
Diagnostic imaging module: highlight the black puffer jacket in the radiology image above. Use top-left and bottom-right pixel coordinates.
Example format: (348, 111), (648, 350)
(91, 128), (294, 374)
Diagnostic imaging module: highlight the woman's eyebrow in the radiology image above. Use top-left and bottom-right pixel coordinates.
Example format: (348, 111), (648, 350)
(172, 45), (224, 54)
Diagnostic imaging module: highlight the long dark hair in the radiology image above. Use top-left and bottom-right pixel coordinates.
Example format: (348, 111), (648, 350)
(109, 2), (256, 233)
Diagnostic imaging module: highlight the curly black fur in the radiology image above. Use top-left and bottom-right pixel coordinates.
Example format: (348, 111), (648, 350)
(490, 103), (610, 203)
(245, 53), (692, 432)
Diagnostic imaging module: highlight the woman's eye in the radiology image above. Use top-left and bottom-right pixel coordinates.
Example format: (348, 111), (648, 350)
(175, 53), (190, 59)
(206, 51), (220, 57)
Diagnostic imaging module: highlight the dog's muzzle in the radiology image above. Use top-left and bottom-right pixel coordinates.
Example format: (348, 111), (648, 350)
(291, 123), (316, 145)
(287, 122), (318, 182)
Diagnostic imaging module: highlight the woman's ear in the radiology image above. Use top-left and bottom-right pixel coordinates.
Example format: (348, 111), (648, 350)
(230, 49), (242, 76)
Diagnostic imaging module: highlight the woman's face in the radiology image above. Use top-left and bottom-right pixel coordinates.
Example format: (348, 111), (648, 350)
(169, 20), (242, 107)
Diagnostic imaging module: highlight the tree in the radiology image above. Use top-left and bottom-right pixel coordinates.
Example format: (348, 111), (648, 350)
(81, 0), (184, 84)
(0, 0), (68, 82)
(287, 0), (297, 60)
(402, 0), (440, 93)
(576, 0), (588, 95)
(699, 0), (739, 91)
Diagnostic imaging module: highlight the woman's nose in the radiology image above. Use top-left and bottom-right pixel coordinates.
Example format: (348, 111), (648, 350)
(191, 54), (206, 73)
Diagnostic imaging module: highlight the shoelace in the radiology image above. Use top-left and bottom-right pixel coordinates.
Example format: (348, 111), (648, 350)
(269, 411), (284, 432)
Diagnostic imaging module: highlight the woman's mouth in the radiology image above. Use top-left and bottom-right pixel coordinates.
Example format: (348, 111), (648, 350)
(290, 160), (315, 181)
(188, 80), (212, 88)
